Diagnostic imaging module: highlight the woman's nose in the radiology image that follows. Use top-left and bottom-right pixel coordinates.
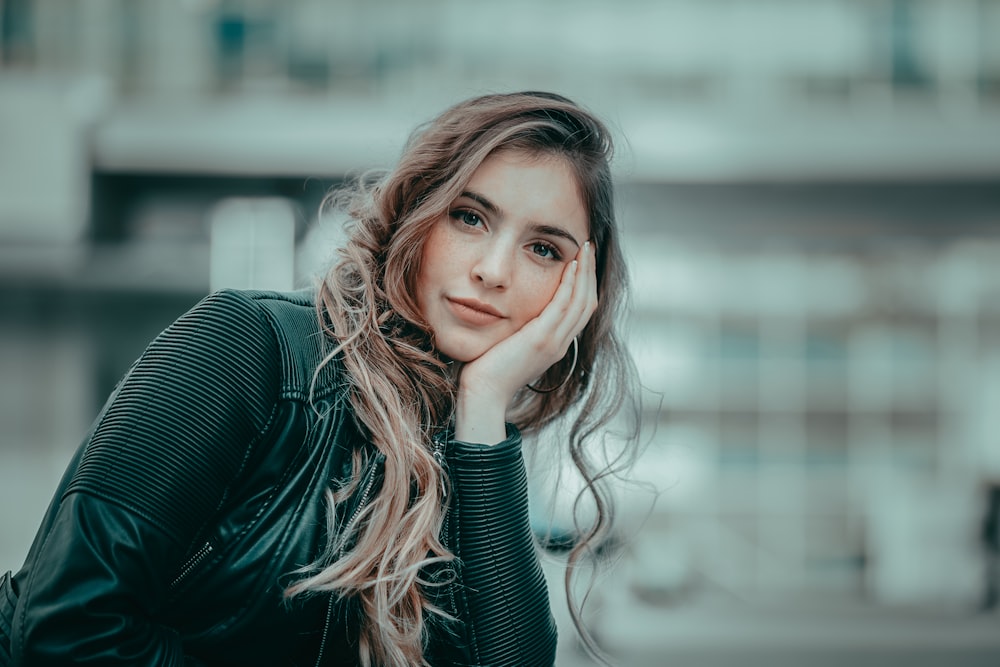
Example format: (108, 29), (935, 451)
(471, 242), (512, 289)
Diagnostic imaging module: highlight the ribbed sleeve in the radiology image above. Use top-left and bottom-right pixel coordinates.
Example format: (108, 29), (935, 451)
(13, 289), (285, 666)
(64, 289), (281, 539)
(447, 427), (558, 667)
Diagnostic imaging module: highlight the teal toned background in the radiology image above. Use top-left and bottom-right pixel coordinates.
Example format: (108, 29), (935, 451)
(2, 2), (999, 665)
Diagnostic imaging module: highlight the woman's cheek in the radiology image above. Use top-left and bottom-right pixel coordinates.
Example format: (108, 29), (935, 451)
(519, 267), (563, 321)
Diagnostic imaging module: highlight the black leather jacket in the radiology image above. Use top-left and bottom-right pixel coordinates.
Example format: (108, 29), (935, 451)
(0, 289), (557, 666)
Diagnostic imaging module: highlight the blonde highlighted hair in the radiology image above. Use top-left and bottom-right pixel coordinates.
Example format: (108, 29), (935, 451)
(286, 91), (640, 666)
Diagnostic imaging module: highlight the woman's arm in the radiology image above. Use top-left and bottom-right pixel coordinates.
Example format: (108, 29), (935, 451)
(445, 427), (557, 667)
(12, 289), (281, 666)
(443, 244), (597, 665)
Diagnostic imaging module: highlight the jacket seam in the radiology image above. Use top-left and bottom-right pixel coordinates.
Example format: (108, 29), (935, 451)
(248, 290), (341, 404)
(178, 395), (283, 570)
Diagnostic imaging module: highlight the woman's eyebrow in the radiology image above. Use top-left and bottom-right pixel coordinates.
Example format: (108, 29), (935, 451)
(459, 190), (500, 216)
(459, 190), (582, 248)
(533, 224), (581, 249)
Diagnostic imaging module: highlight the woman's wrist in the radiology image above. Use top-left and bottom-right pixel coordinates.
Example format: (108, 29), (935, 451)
(454, 383), (508, 445)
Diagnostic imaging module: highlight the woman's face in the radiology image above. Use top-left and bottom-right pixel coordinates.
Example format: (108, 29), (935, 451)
(416, 149), (590, 362)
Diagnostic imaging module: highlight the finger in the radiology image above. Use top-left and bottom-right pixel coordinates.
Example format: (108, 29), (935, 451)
(540, 246), (588, 346)
(558, 241), (598, 342)
(577, 240), (599, 329)
(511, 259), (580, 365)
(531, 257), (579, 334)
(522, 243), (594, 361)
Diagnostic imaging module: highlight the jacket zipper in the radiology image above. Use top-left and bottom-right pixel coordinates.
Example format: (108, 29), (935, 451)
(314, 453), (382, 667)
(314, 597), (334, 667)
(431, 434), (448, 501)
(169, 541), (214, 590)
(431, 434), (458, 618)
(340, 455), (382, 557)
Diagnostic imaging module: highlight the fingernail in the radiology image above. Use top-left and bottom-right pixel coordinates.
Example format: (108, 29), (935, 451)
(571, 260), (578, 271)
(584, 241), (592, 253)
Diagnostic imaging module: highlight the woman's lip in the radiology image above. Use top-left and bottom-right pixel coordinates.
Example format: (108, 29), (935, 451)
(447, 297), (505, 324)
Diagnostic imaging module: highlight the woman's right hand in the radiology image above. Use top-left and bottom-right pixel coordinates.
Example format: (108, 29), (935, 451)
(454, 241), (597, 444)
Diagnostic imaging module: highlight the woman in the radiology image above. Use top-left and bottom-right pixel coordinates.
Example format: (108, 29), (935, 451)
(0, 91), (639, 666)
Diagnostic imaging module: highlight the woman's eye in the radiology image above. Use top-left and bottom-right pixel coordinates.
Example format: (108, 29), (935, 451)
(450, 209), (482, 227)
(530, 242), (562, 261)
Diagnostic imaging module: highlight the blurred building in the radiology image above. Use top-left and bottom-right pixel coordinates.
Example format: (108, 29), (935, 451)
(2, 1), (1000, 665)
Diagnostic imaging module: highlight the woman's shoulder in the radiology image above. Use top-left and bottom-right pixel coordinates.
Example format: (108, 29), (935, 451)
(143, 288), (323, 396)
(235, 287), (318, 336)
(210, 288), (341, 401)
(168, 287), (341, 403)
(190, 287), (315, 325)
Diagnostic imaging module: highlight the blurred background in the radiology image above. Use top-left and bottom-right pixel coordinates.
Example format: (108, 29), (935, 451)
(2, 1), (1000, 665)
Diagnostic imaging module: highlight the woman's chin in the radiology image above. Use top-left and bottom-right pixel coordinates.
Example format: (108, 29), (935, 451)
(434, 335), (494, 365)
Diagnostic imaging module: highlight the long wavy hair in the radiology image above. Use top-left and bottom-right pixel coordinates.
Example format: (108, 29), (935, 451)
(286, 91), (640, 666)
